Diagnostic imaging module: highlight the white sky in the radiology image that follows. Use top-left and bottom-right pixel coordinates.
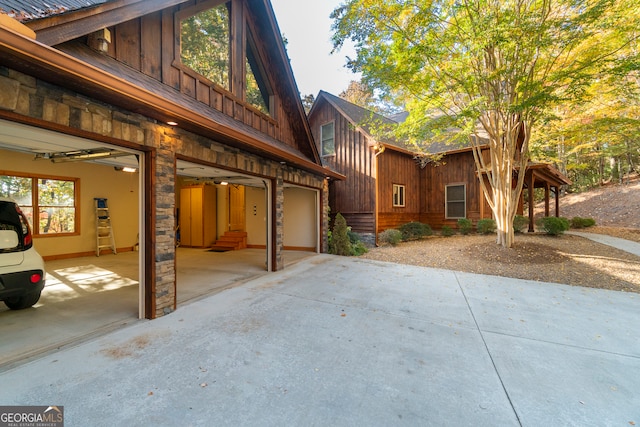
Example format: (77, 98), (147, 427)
(270, 0), (359, 98)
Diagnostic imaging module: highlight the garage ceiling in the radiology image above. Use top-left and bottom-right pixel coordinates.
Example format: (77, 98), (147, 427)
(0, 119), (267, 187)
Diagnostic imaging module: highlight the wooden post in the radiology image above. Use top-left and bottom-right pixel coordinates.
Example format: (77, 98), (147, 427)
(544, 182), (550, 217)
(528, 171), (535, 232)
(555, 186), (560, 217)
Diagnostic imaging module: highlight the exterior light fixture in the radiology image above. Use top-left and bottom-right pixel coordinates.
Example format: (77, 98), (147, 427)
(167, 121), (178, 126)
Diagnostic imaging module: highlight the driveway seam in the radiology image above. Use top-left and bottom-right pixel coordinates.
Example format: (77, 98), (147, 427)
(455, 271), (523, 427)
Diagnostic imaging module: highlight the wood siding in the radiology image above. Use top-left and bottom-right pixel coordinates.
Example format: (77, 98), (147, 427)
(376, 149), (422, 233)
(310, 101), (376, 234)
(419, 151), (492, 229)
(98, 0), (298, 151)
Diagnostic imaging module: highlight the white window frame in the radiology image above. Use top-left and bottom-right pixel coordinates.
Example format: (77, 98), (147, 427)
(393, 184), (405, 207)
(445, 183), (466, 219)
(320, 121), (335, 157)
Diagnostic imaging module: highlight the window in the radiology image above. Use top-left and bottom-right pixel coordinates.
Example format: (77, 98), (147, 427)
(321, 122), (335, 156)
(180, 2), (231, 90)
(393, 184), (405, 207)
(446, 184), (466, 219)
(0, 173), (78, 235)
(246, 30), (273, 115)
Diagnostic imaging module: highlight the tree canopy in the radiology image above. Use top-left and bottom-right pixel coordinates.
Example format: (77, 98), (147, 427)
(332, 0), (639, 248)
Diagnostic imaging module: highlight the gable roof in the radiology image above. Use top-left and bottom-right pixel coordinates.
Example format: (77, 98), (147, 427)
(0, 0), (332, 176)
(311, 90), (478, 156)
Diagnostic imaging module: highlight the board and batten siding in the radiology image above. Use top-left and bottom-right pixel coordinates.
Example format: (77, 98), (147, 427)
(310, 101), (376, 235)
(98, 0), (297, 150)
(376, 148), (422, 233)
(419, 150), (491, 228)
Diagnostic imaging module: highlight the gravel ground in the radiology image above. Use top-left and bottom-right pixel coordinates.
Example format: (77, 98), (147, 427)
(360, 178), (640, 293)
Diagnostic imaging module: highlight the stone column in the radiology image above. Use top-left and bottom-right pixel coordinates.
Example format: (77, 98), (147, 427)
(274, 167), (284, 271)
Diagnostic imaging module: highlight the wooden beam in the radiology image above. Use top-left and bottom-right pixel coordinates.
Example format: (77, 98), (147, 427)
(555, 187), (560, 217)
(34, 0), (187, 46)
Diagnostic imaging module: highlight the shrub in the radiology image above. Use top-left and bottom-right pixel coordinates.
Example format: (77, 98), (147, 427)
(570, 216), (596, 229)
(538, 216), (570, 236)
(329, 213), (352, 255)
(347, 230), (369, 256)
(513, 215), (528, 233)
(398, 222), (433, 241)
(441, 226), (454, 237)
(378, 229), (402, 246)
(477, 218), (497, 235)
(457, 218), (472, 235)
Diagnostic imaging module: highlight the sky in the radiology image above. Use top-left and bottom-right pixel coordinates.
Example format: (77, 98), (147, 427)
(269, 0), (359, 98)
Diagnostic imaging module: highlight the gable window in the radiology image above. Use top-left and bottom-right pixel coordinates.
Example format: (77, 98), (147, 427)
(321, 122), (335, 156)
(180, 2), (231, 90)
(1, 173), (78, 235)
(393, 184), (405, 207)
(246, 30), (273, 115)
(446, 184), (466, 218)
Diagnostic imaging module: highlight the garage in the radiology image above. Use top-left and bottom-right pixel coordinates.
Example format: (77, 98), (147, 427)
(0, 0), (342, 369)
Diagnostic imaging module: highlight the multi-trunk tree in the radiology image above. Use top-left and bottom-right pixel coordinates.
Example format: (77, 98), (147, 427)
(332, 0), (639, 248)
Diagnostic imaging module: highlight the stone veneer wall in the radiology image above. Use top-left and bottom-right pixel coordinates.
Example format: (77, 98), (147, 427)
(0, 66), (328, 318)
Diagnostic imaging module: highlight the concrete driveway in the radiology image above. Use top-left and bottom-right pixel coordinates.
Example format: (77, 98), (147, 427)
(1, 254), (638, 426)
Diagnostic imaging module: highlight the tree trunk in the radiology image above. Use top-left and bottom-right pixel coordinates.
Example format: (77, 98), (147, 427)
(472, 114), (530, 249)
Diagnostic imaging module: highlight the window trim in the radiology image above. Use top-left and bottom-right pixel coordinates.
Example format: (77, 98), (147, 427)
(0, 171), (80, 237)
(392, 184), (405, 208)
(320, 121), (335, 157)
(445, 183), (466, 219)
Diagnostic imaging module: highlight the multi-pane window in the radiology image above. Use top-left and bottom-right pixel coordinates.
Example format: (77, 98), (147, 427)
(446, 184), (466, 218)
(0, 174), (78, 235)
(321, 122), (335, 156)
(393, 184), (405, 207)
(180, 2), (231, 90)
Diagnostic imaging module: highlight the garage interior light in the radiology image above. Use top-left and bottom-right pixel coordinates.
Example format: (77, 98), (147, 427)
(114, 166), (137, 173)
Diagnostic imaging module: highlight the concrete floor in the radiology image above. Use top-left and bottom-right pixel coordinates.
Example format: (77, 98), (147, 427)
(0, 248), (313, 370)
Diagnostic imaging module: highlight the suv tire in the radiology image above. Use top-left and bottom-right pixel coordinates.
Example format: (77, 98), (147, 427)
(3, 290), (42, 310)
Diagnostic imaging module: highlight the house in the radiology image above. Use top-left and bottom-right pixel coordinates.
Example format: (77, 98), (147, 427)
(0, 0), (342, 320)
(308, 91), (570, 242)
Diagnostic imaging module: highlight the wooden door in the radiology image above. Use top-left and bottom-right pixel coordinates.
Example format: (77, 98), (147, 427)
(228, 185), (245, 231)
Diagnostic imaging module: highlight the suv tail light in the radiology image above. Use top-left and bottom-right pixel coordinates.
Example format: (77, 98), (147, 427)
(30, 273), (42, 283)
(14, 205), (33, 249)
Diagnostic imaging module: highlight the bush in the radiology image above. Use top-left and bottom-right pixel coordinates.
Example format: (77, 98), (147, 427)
(378, 229), (402, 246)
(329, 213), (352, 255)
(538, 216), (570, 236)
(477, 218), (497, 235)
(570, 216), (596, 229)
(441, 226), (454, 237)
(347, 230), (369, 256)
(398, 222), (433, 241)
(457, 218), (472, 235)
(513, 215), (528, 233)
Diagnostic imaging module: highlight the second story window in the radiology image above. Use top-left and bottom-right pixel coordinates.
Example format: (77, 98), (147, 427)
(180, 2), (231, 90)
(321, 122), (335, 156)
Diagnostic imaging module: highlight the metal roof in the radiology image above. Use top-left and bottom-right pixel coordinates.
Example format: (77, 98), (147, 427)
(0, 0), (107, 21)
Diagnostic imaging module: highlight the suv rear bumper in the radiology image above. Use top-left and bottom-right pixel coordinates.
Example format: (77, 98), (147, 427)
(0, 270), (45, 299)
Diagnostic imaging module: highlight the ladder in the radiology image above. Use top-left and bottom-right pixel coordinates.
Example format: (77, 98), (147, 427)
(95, 198), (116, 256)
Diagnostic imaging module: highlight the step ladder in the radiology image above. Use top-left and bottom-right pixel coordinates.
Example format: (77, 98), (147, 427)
(95, 198), (116, 256)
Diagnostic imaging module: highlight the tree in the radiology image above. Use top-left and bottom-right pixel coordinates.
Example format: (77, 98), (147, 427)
(331, 0), (639, 248)
(301, 93), (315, 114)
(339, 80), (376, 109)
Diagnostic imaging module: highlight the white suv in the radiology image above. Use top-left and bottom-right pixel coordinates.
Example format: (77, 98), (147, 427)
(0, 198), (45, 310)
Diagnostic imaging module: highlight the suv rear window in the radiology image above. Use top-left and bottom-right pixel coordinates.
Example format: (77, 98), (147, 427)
(0, 201), (31, 252)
